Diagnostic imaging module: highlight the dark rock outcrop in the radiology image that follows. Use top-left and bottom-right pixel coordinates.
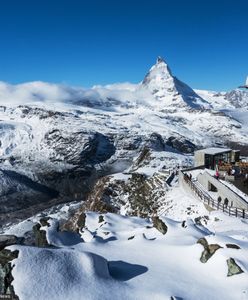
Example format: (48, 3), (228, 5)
(39, 217), (51, 227)
(226, 244), (240, 250)
(0, 235), (23, 251)
(197, 238), (222, 263)
(181, 220), (187, 228)
(194, 216), (209, 226)
(0, 249), (19, 299)
(166, 136), (196, 154)
(60, 211), (87, 233)
(98, 215), (104, 223)
(226, 258), (244, 276)
(146, 133), (166, 151)
(77, 213), (86, 231)
(33, 223), (49, 247)
(44, 131), (115, 166)
(152, 217), (168, 235)
(133, 147), (151, 169)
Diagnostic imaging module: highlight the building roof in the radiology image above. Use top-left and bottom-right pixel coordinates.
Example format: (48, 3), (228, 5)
(195, 147), (232, 155)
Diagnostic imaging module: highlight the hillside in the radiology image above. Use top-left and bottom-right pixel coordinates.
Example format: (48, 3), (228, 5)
(0, 57), (248, 300)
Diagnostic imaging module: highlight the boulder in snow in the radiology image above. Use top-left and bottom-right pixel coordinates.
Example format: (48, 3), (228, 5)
(197, 237), (222, 263)
(152, 217), (168, 235)
(226, 258), (244, 277)
(0, 235), (23, 251)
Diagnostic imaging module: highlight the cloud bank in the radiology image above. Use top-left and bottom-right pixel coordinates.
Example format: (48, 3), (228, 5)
(0, 80), (153, 109)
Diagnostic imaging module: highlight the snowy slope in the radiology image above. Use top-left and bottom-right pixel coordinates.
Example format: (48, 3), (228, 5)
(6, 209), (248, 300)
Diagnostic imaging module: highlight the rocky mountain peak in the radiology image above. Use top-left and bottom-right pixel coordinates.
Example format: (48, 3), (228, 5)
(141, 57), (207, 110)
(156, 56), (166, 64)
(142, 57), (174, 91)
(225, 89), (248, 109)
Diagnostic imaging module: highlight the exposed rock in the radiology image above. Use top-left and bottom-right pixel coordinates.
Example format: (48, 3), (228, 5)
(22, 230), (36, 246)
(166, 136), (196, 154)
(39, 217), (51, 227)
(60, 208), (87, 233)
(75, 165), (167, 218)
(146, 133), (165, 151)
(77, 213), (86, 231)
(44, 130), (116, 166)
(194, 216), (209, 226)
(128, 236), (135, 240)
(133, 147), (151, 169)
(83, 176), (119, 214)
(226, 244), (240, 249)
(0, 249), (19, 299)
(98, 215), (104, 223)
(0, 235), (24, 251)
(197, 237), (222, 263)
(181, 220), (187, 228)
(152, 217), (168, 235)
(0, 249), (19, 266)
(0, 169), (60, 227)
(33, 223), (49, 247)
(226, 258), (244, 276)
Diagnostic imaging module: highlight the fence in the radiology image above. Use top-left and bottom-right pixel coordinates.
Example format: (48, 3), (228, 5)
(182, 171), (248, 219)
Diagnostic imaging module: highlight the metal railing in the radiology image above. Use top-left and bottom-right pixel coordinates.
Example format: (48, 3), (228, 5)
(203, 170), (248, 205)
(182, 172), (248, 219)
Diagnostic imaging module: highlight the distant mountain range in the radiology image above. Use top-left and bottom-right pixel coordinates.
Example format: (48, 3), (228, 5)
(0, 57), (248, 225)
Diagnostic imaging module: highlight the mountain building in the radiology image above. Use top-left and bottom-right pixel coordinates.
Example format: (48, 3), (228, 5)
(194, 147), (240, 169)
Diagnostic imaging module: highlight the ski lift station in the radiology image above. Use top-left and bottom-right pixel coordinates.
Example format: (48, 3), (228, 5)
(194, 148), (240, 169)
(179, 147), (248, 217)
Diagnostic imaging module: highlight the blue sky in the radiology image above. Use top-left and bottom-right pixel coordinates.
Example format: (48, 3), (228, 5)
(0, 0), (247, 91)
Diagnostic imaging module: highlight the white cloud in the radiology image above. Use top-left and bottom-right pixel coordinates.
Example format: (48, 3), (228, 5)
(0, 81), (78, 105)
(0, 80), (153, 108)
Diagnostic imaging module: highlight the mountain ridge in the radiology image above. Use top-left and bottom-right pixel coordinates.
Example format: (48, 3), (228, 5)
(0, 57), (247, 225)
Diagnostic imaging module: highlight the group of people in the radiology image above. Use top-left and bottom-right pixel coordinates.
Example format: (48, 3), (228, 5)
(220, 166), (248, 187)
(184, 172), (192, 182)
(217, 196), (229, 208)
(227, 167), (236, 176)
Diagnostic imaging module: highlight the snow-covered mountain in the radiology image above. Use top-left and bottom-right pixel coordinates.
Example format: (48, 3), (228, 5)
(0, 57), (247, 226)
(141, 56), (209, 109)
(1, 57), (248, 300)
(195, 88), (248, 110)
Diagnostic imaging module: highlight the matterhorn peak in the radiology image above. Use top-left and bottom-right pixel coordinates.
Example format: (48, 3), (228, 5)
(141, 57), (207, 110)
(156, 56), (165, 64)
(152, 56), (172, 73)
(142, 57), (175, 93)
